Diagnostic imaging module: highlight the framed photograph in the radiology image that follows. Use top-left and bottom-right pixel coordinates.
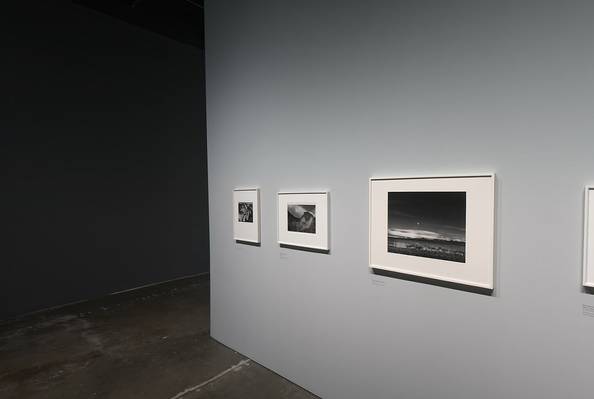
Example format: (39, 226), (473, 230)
(369, 174), (495, 289)
(278, 192), (329, 251)
(583, 186), (594, 287)
(233, 188), (260, 243)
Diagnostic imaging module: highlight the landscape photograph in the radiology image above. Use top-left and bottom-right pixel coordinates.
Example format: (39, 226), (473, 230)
(388, 191), (466, 263)
(287, 204), (316, 234)
(238, 202), (253, 223)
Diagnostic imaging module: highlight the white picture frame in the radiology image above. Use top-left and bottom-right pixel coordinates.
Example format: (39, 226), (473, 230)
(278, 191), (329, 251)
(233, 188), (260, 244)
(583, 186), (594, 287)
(369, 174), (495, 289)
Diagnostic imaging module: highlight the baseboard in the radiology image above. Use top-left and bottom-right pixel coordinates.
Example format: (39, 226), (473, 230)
(0, 272), (209, 326)
(109, 272), (209, 295)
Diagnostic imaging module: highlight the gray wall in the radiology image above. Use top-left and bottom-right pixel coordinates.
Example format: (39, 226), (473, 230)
(205, 1), (594, 398)
(2, 1), (208, 320)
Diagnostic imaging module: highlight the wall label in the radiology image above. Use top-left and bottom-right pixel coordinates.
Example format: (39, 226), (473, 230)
(582, 304), (594, 318)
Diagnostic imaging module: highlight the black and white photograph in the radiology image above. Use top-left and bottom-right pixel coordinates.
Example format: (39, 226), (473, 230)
(238, 202), (253, 223)
(388, 192), (466, 263)
(233, 189), (260, 243)
(287, 204), (316, 234)
(278, 192), (328, 250)
(370, 175), (494, 288)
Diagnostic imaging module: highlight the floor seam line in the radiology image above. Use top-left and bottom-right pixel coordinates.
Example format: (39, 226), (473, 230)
(169, 358), (251, 399)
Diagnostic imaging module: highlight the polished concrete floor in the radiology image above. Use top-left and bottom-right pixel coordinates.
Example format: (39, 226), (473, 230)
(0, 276), (318, 399)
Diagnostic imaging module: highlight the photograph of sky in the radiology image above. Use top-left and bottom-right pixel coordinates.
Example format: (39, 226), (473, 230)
(388, 191), (466, 262)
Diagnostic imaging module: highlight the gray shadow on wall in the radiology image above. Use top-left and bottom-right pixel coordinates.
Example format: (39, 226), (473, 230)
(280, 244), (330, 254)
(235, 240), (261, 247)
(371, 268), (494, 296)
(491, 174), (502, 299)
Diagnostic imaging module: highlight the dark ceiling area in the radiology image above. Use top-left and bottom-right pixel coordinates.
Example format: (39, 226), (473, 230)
(73, 0), (204, 49)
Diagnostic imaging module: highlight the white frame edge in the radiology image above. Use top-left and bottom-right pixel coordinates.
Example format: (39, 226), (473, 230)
(370, 172), (495, 181)
(234, 187), (260, 192)
(368, 173), (496, 290)
(584, 186), (594, 287)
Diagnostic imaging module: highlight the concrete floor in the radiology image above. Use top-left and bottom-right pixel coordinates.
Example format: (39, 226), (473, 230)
(0, 276), (318, 399)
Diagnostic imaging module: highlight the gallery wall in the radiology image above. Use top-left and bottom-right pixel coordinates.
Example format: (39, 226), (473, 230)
(2, 1), (208, 320)
(205, 1), (594, 398)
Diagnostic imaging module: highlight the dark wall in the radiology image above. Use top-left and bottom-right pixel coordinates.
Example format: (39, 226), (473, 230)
(2, 1), (208, 320)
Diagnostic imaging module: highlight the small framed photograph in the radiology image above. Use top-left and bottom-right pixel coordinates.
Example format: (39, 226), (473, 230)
(233, 188), (260, 244)
(369, 174), (495, 289)
(583, 186), (594, 287)
(278, 192), (329, 251)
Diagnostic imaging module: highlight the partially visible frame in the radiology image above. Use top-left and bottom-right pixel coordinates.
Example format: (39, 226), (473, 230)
(278, 191), (329, 251)
(233, 188), (260, 244)
(369, 174), (495, 289)
(583, 186), (594, 287)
